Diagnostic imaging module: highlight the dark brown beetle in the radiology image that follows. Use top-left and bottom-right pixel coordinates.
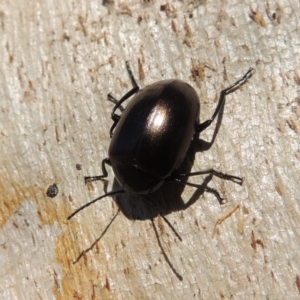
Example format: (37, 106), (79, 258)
(68, 62), (254, 219)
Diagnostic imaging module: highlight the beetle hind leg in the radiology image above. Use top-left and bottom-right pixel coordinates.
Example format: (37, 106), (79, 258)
(168, 168), (244, 204)
(175, 169), (244, 185)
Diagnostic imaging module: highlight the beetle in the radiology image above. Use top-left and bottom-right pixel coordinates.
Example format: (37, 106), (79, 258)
(68, 62), (254, 220)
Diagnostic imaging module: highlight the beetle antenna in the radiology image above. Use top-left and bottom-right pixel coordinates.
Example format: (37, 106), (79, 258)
(67, 190), (125, 220)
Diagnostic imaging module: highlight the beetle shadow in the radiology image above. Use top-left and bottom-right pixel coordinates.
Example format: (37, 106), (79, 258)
(102, 101), (226, 281)
(71, 100), (226, 276)
(112, 99), (226, 221)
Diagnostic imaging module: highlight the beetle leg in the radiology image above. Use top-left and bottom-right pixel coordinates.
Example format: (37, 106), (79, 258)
(109, 62), (140, 137)
(175, 169), (244, 185)
(196, 67), (255, 133)
(107, 93), (125, 112)
(84, 158), (112, 183)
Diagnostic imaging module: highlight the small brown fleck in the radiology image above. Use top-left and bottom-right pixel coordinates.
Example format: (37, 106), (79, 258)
(267, 2), (283, 24)
(230, 17), (236, 26)
(287, 118), (300, 134)
(118, 6), (132, 17)
(295, 150), (300, 161)
(191, 60), (205, 87)
(31, 232), (35, 246)
(249, 7), (267, 27)
(213, 205), (240, 237)
(171, 20), (177, 33)
(271, 271), (277, 281)
(238, 206), (245, 235)
(108, 55), (115, 67)
(23, 90), (30, 99)
(275, 184), (283, 196)
(54, 269), (60, 289)
(73, 290), (82, 300)
(256, 239), (265, 248)
(62, 32), (70, 41)
(13, 221), (18, 228)
(55, 126), (59, 142)
(294, 106), (300, 118)
(251, 230), (257, 251)
(121, 239), (126, 248)
(28, 80), (33, 90)
(157, 214), (165, 235)
(83, 251), (88, 266)
(103, 31), (108, 46)
(296, 275), (300, 293)
(105, 277), (110, 291)
(103, 0), (114, 5)
(184, 18), (191, 38)
(78, 15), (88, 37)
(92, 285), (96, 300)
(277, 120), (285, 133)
(160, 4), (177, 18)
(95, 241), (100, 254)
(138, 58), (145, 80)
(295, 70), (300, 85)
(183, 37), (191, 48)
(86, 180), (95, 192)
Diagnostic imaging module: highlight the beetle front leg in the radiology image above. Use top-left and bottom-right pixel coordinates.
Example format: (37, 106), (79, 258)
(196, 68), (254, 133)
(109, 62), (140, 137)
(84, 158), (112, 183)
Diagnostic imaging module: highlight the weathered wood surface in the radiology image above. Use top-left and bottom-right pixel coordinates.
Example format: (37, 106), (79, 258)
(1, 1), (300, 299)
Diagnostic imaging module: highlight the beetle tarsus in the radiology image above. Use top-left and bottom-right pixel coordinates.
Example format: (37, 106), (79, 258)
(224, 67), (255, 95)
(84, 158), (111, 184)
(125, 61), (139, 89)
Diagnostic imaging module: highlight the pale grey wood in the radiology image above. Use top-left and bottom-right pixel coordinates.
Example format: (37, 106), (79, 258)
(0, 1), (300, 299)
